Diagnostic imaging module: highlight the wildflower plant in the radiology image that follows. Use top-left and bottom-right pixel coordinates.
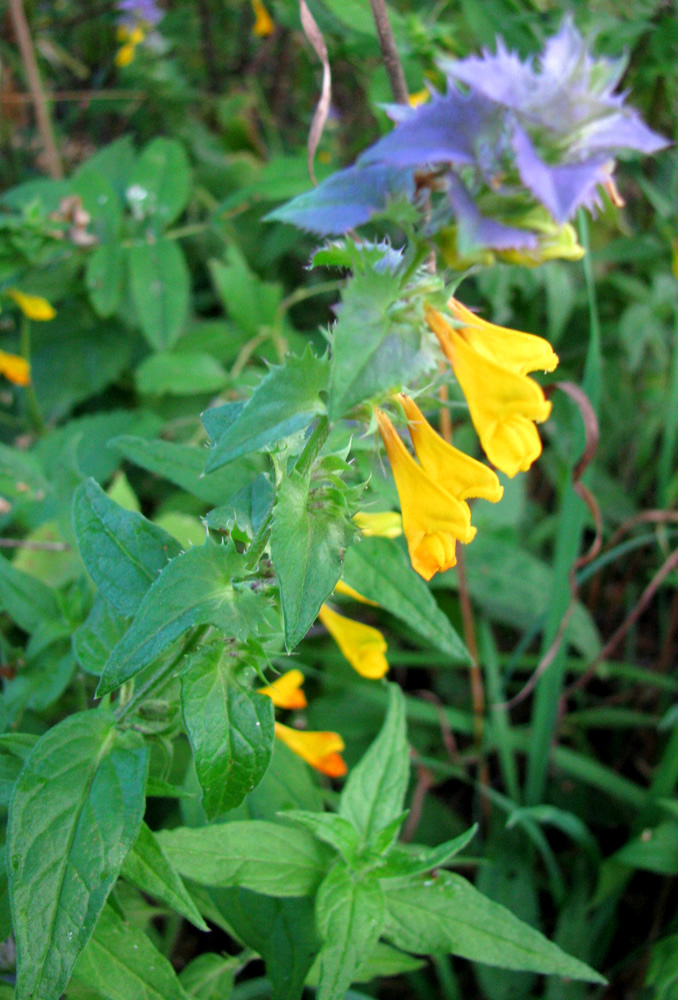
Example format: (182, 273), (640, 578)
(0, 6), (672, 1000)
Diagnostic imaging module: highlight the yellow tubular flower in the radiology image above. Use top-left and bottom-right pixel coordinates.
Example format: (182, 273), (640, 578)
(251, 0), (274, 37)
(397, 393), (503, 504)
(375, 407), (476, 580)
(427, 308), (553, 478)
(258, 669), (307, 710)
(6, 290), (56, 322)
(446, 298), (559, 376)
(274, 722), (347, 777)
(0, 351), (30, 387)
(353, 510), (403, 538)
(318, 604), (389, 679)
(333, 579), (378, 607)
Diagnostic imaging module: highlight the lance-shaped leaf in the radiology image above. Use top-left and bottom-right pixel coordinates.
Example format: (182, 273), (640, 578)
(156, 821), (330, 896)
(271, 468), (354, 650)
(128, 137), (191, 230)
(383, 871), (606, 982)
(315, 865), (385, 1000)
(328, 266), (430, 419)
(0, 555), (60, 633)
(73, 478), (181, 618)
(128, 240), (189, 350)
(97, 542), (270, 696)
(340, 683), (409, 845)
(343, 536), (470, 661)
(376, 826), (478, 880)
(205, 348), (329, 472)
(121, 822), (208, 931)
(8, 711), (148, 1000)
(73, 593), (129, 677)
(180, 643), (275, 818)
(73, 903), (191, 1000)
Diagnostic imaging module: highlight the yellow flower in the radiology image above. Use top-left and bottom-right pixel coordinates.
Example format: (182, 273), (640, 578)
(333, 579), (378, 607)
(252, 0), (274, 37)
(0, 350), (30, 387)
(318, 604), (389, 679)
(396, 393), (503, 504)
(115, 42), (136, 67)
(6, 289), (56, 321)
(426, 306), (554, 479)
(408, 88), (430, 108)
(446, 298), (559, 377)
(375, 407), (475, 580)
(274, 722), (347, 777)
(353, 510), (403, 538)
(259, 669), (307, 709)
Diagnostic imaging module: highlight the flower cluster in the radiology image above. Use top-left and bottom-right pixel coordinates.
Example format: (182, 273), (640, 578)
(271, 19), (668, 255)
(375, 302), (558, 579)
(115, 0), (164, 67)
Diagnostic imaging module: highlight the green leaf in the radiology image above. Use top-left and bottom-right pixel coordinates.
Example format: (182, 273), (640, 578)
(8, 711), (148, 1000)
(128, 138), (192, 229)
(128, 240), (190, 350)
(0, 554), (60, 632)
(180, 643), (274, 819)
(646, 933), (678, 1000)
(343, 537), (470, 660)
(73, 168), (122, 242)
(340, 683), (409, 845)
(0, 734), (38, 808)
(315, 865), (385, 1000)
(205, 348), (328, 472)
(110, 435), (260, 506)
(86, 244), (124, 318)
(271, 468), (354, 650)
(328, 267), (430, 419)
(178, 953), (238, 1000)
(209, 248), (282, 338)
(121, 822), (208, 931)
(73, 478), (182, 618)
(613, 822), (678, 875)
(73, 594), (130, 677)
(208, 889), (318, 1000)
(73, 904), (191, 1000)
(284, 812), (361, 865)
(306, 941), (424, 988)
(376, 826), (478, 880)
(383, 872), (606, 982)
(205, 475), (274, 536)
(136, 351), (227, 397)
(98, 543), (270, 696)
(156, 821), (330, 896)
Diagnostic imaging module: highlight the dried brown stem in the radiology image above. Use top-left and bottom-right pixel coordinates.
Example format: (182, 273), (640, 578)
(368, 0), (408, 104)
(8, 0), (63, 178)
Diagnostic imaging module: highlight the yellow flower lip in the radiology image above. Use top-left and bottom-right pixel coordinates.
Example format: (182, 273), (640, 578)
(258, 669), (307, 709)
(375, 406), (476, 580)
(0, 350), (30, 387)
(274, 722), (347, 777)
(252, 0), (274, 36)
(318, 604), (389, 679)
(426, 304), (556, 478)
(333, 578), (378, 607)
(6, 289), (56, 322)
(396, 393), (503, 504)
(353, 510), (403, 539)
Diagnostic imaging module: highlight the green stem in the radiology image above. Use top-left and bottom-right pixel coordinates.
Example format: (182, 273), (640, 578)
(115, 625), (208, 723)
(20, 315), (46, 434)
(659, 312), (678, 506)
(524, 215), (600, 806)
(295, 416), (330, 477)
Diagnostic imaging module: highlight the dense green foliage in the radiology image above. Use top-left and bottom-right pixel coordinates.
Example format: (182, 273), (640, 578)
(0, 1), (677, 998)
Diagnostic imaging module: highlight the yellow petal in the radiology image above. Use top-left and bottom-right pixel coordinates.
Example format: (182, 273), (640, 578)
(6, 289), (56, 321)
(397, 393), (503, 503)
(428, 311), (551, 478)
(0, 351), (30, 387)
(375, 407), (476, 579)
(274, 722), (347, 777)
(353, 510), (403, 538)
(251, 0), (274, 36)
(128, 25), (146, 45)
(447, 298), (559, 376)
(115, 42), (136, 67)
(258, 669), (307, 709)
(408, 88), (430, 108)
(318, 604), (389, 679)
(333, 579), (378, 607)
